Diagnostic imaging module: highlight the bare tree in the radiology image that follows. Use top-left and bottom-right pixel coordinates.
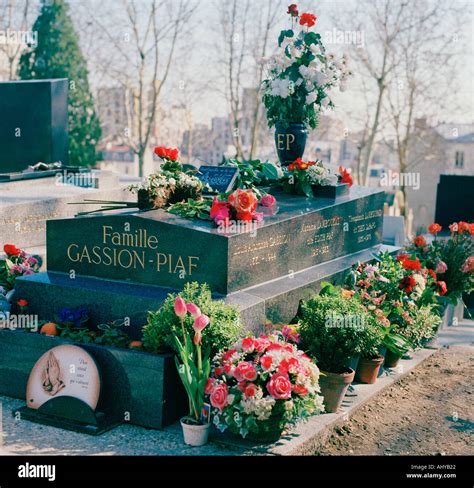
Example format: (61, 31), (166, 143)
(384, 1), (467, 215)
(0, 0), (33, 80)
(216, 0), (284, 160)
(77, 0), (197, 176)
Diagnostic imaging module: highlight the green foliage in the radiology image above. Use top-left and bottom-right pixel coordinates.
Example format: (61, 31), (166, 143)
(94, 320), (131, 348)
(143, 282), (241, 356)
(18, 0), (101, 166)
(299, 293), (384, 372)
(174, 329), (211, 422)
(395, 305), (440, 349)
(222, 158), (282, 196)
(167, 199), (213, 221)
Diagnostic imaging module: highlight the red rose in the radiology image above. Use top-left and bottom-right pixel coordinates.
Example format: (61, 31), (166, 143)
(413, 235), (427, 247)
(214, 366), (223, 377)
(403, 259), (422, 271)
(4, 244), (21, 256)
(339, 166), (353, 187)
(396, 254), (409, 263)
(293, 384), (308, 396)
(399, 275), (416, 294)
(210, 383), (228, 411)
(428, 269), (437, 281)
(299, 12), (317, 27)
(234, 361), (257, 382)
(428, 223), (442, 235)
(244, 383), (259, 398)
(287, 4), (299, 17)
(278, 357), (299, 375)
(241, 337), (255, 353)
(267, 372), (292, 400)
(437, 281), (448, 296)
(17, 299), (28, 307)
(469, 224), (474, 236)
(260, 355), (273, 370)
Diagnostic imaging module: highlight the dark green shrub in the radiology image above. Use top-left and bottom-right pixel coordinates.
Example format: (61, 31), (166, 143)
(299, 294), (384, 373)
(142, 282), (241, 356)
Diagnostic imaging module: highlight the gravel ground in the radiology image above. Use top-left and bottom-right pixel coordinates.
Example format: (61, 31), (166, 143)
(316, 346), (474, 455)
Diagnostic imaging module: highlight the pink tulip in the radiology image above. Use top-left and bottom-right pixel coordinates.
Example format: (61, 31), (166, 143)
(186, 302), (201, 318)
(193, 314), (209, 333)
(174, 296), (187, 318)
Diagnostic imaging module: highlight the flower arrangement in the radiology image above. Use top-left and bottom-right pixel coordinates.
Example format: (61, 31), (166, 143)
(209, 189), (277, 226)
(262, 4), (351, 130)
(128, 146), (206, 210)
(404, 222), (474, 304)
(0, 244), (41, 293)
(206, 331), (324, 441)
(346, 253), (441, 350)
(282, 158), (353, 197)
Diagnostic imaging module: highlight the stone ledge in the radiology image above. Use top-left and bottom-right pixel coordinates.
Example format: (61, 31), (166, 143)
(211, 348), (437, 455)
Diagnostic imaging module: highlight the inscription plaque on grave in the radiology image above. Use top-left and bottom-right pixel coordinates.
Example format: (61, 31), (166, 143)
(196, 165), (238, 193)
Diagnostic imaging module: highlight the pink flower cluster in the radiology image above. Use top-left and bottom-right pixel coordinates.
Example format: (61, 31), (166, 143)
(205, 333), (323, 433)
(1, 244), (41, 291)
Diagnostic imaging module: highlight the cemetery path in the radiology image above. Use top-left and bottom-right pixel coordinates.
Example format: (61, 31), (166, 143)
(316, 346), (474, 456)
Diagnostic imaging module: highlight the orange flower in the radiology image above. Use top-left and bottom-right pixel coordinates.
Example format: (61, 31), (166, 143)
(413, 235), (427, 247)
(428, 223), (442, 235)
(458, 221), (470, 234)
(228, 189), (258, 221)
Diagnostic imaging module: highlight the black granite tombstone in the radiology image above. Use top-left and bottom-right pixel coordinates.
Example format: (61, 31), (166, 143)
(435, 174), (474, 228)
(44, 187), (384, 295)
(0, 79), (69, 172)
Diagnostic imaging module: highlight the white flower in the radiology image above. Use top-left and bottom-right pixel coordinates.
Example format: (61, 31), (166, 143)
(271, 77), (291, 99)
(290, 45), (302, 59)
(310, 43), (321, 56)
(306, 91), (318, 105)
(321, 97), (330, 109)
(314, 71), (328, 86)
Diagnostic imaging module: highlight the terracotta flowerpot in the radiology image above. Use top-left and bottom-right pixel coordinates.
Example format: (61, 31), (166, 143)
(319, 368), (355, 413)
(180, 418), (210, 446)
(384, 349), (402, 368)
(355, 356), (384, 384)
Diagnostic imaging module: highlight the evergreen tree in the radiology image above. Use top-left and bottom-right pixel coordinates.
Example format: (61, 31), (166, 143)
(18, 0), (101, 166)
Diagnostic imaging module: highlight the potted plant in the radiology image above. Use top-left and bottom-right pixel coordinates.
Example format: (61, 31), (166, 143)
(298, 284), (383, 412)
(206, 332), (324, 442)
(172, 296), (211, 446)
(262, 5), (350, 166)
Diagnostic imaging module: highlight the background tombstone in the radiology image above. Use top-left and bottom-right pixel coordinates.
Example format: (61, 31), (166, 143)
(0, 79), (69, 173)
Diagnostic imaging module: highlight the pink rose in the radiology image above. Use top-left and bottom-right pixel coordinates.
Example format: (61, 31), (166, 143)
(435, 261), (448, 274)
(461, 256), (474, 273)
(260, 194), (276, 207)
(260, 355), (273, 371)
(210, 383), (228, 411)
(241, 337), (255, 353)
(234, 361), (257, 382)
(254, 337), (271, 352)
(267, 373), (292, 400)
(253, 212), (264, 222)
(174, 296), (187, 318)
(186, 302), (201, 318)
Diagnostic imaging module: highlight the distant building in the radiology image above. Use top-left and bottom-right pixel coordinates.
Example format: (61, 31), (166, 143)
(405, 120), (474, 232)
